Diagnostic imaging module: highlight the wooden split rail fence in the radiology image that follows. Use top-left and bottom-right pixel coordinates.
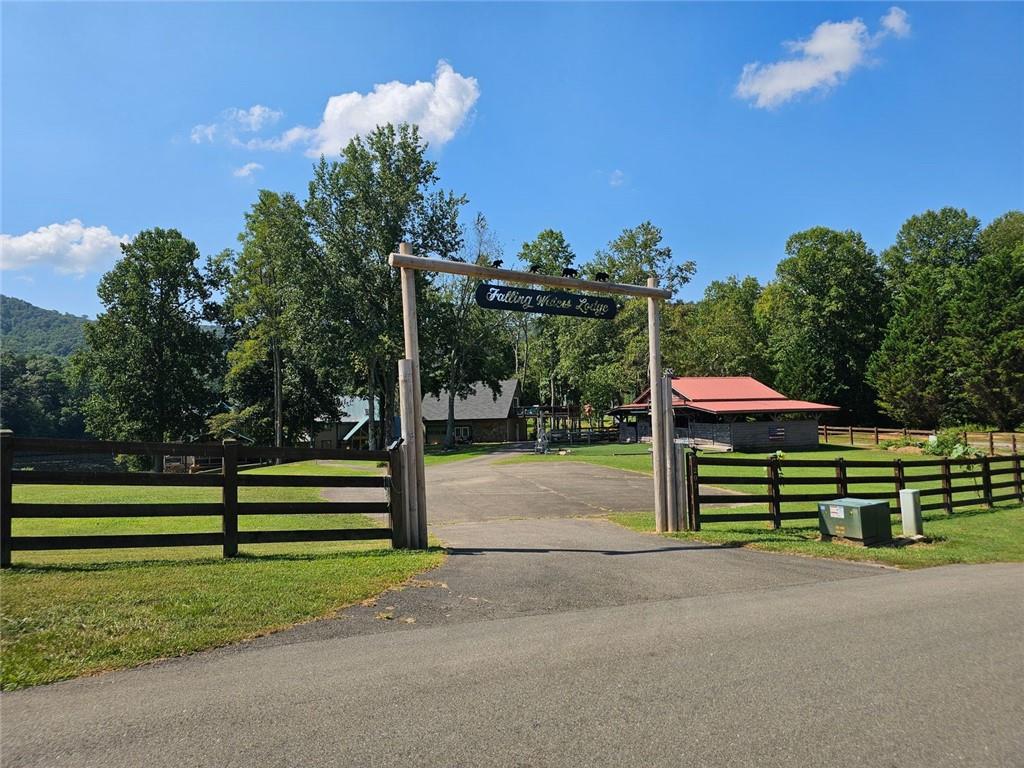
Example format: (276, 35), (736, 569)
(683, 452), (1024, 531)
(0, 432), (411, 568)
(819, 425), (1023, 455)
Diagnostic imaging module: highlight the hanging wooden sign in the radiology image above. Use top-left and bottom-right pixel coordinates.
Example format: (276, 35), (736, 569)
(474, 283), (618, 320)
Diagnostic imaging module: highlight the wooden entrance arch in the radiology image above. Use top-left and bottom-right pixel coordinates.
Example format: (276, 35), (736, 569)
(388, 242), (680, 548)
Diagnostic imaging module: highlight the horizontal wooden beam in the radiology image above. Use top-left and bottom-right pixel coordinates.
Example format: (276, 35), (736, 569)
(9, 503), (222, 518)
(236, 475), (388, 489)
(12, 470), (223, 487)
(388, 253), (672, 300)
(10, 436), (224, 457)
(237, 528), (390, 544)
(10, 532), (223, 550)
(238, 502), (390, 515)
(236, 446), (389, 462)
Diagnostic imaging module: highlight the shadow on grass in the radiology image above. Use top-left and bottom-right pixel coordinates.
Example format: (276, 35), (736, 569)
(448, 543), (735, 556)
(3, 546), (446, 575)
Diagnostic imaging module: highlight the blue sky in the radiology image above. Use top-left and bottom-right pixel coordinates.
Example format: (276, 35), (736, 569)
(2, 2), (1022, 317)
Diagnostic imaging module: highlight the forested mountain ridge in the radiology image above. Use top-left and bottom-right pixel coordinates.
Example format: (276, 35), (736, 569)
(0, 295), (88, 356)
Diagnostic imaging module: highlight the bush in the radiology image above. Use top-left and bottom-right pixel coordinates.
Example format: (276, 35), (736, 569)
(922, 428), (984, 458)
(880, 436), (924, 450)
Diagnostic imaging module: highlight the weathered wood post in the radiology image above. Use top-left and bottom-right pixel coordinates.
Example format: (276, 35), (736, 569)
(222, 438), (238, 558)
(823, 424), (829, 444)
(398, 359), (421, 549)
(835, 457), (849, 497)
(941, 457), (953, 515)
(1, 430), (13, 568)
(648, 277), (667, 533)
(874, 426), (880, 445)
(398, 243), (428, 549)
(981, 456), (993, 508)
(849, 425), (855, 446)
(689, 450), (701, 531)
(676, 443), (691, 531)
(1013, 452), (1023, 502)
(768, 457), (782, 529)
(663, 374), (678, 532)
(389, 444), (409, 549)
(988, 432), (995, 456)
(894, 458), (906, 494)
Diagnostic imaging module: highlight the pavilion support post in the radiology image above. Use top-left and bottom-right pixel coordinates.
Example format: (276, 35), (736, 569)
(648, 278), (667, 533)
(398, 242), (428, 549)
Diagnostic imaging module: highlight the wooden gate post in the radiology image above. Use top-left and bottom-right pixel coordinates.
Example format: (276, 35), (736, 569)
(1013, 452), (1023, 502)
(981, 456), (993, 508)
(663, 374), (679, 532)
(941, 458), (953, 515)
(398, 359), (421, 549)
(222, 439), (238, 558)
(768, 457), (782, 530)
(689, 450), (701, 531)
(389, 444), (409, 549)
(835, 457), (849, 497)
(398, 243), (428, 549)
(647, 277), (667, 533)
(676, 443), (691, 532)
(1, 430), (13, 568)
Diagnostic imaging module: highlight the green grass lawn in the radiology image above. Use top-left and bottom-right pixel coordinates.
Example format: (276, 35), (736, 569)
(0, 460), (444, 690)
(422, 442), (510, 466)
(609, 504), (1024, 569)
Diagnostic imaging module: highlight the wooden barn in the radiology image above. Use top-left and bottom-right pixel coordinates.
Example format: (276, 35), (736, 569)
(610, 376), (838, 451)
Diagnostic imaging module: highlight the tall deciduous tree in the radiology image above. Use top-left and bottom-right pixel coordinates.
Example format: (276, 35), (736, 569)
(424, 213), (515, 448)
(671, 276), (770, 381)
(68, 229), (222, 468)
(226, 190), (317, 449)
(302, 123), (461, 449)
(869, 208), (981, 426)
(759, 227), (887, 423)
(949, 211), (1024, 429)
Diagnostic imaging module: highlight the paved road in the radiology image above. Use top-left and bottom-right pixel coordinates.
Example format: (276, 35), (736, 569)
(3, 454), (1022, 767)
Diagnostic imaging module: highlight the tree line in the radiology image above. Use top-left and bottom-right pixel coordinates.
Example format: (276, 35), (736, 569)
(2, 123), (1021, 452)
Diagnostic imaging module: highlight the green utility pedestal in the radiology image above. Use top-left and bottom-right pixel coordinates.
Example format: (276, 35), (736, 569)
(818, 498), (892, 546)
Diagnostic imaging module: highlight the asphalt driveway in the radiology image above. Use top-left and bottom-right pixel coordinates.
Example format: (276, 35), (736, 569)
(3, 451), (1022, 767)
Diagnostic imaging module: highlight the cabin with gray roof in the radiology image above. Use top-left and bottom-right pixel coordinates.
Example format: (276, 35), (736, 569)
(421, 378), (526, 444)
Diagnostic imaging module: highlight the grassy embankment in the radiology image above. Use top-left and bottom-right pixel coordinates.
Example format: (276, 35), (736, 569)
(498, 443), (1024, 569)
(0, 460), (444, 690)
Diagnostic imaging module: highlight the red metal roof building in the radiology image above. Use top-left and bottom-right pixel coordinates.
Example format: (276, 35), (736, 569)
(612, 376), (838, 451)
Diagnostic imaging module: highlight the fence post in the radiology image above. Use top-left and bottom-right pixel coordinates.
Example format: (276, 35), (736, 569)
(389, 445), (409, 549)
(981, 456), (993, 508)
(768, 457), (782, 530)
(941, 457), (953, 515)
(222, 439), (238, 557)
(849, 425), (855, 446)
(874, 426), (879, 446)
(988, 432), (995, 456)
(823, 424), (829, 444)
(1014, 452), (1023, 502)
(1012, 434), (1018, 456)
(835, 457), (849, 497)
(1, 430), (13, 568)
(689, 451), (701, 531)
(894, 458), (905, 494)
(677, 444), (691, 532)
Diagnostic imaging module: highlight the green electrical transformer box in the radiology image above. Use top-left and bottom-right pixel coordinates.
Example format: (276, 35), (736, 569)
(818, 498), (893, 546)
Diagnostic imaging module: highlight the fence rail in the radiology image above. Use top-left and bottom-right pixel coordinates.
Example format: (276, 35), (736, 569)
(685, 451), (1023, 531)
(819, 425), (1023, 455)
(0, 432), (405, 567)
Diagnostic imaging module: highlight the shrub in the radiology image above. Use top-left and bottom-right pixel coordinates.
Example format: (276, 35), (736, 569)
(922, 428), (984, 458)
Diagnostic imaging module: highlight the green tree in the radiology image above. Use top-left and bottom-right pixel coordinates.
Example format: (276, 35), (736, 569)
(869, 208), (981, 426)
(68, 228), (222, 468)
(0, 353), (84, 437)
(948, 211), (1024, 429)
(425, 213), (515, 447)
(671, 276), (771, 380)
(225, 190), (319, 448)
(759, 227), (888, 423)
(302, 123), (462, 449)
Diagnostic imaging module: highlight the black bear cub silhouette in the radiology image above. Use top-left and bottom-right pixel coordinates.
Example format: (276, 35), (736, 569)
(529, 263), (542, 273)
(561, 267), (579, 278)
(491, 259), (503, 268)
(595, 272), (609, 282)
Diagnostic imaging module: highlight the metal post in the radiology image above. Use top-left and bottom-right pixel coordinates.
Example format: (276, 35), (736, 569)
(647, 278), (667, 533)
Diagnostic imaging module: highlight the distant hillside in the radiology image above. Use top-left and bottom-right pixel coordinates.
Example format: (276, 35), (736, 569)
(0, 295), (88, 357)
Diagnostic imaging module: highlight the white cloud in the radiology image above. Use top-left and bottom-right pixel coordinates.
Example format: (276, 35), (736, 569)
(191, 104), (283, 145)
(233, 162), (264, 178)
(0, 220), (129, 275)
(247, 60), (479, 156)
(881, 7), (911, 38)
(609, 169), (625, 188)
(736, 7), (910, 109)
